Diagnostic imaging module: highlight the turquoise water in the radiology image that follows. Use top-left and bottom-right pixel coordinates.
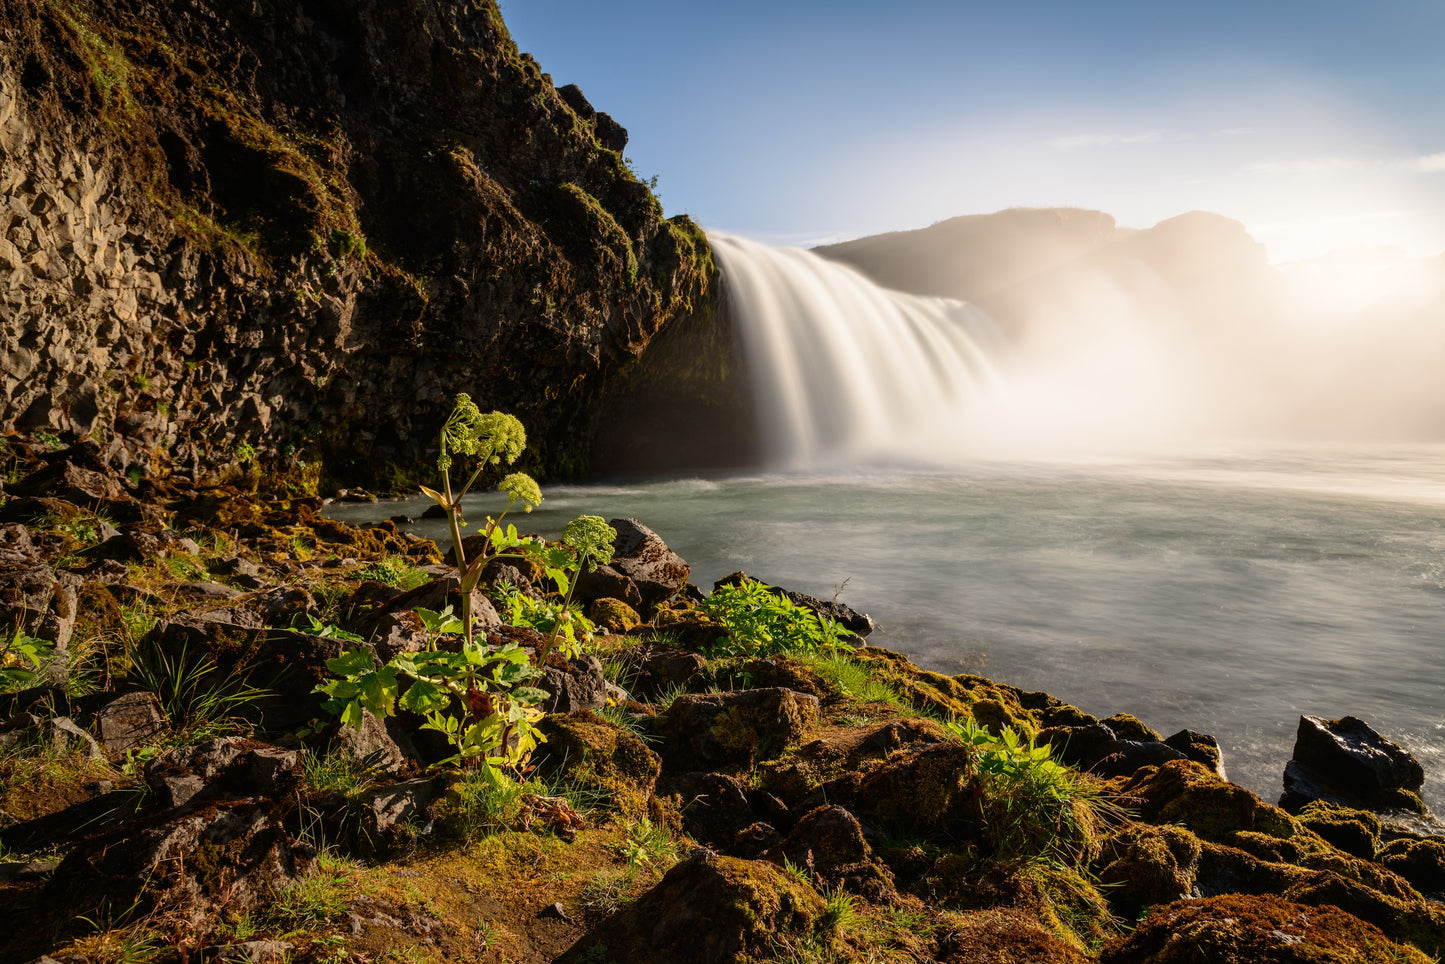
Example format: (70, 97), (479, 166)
(328, 444), (1445, 815)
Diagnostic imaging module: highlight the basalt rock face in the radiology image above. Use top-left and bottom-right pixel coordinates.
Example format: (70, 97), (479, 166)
(0, 0), (715, 484)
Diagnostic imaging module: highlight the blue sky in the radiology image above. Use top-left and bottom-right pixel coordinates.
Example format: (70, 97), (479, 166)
(499, 1), (1445, 262)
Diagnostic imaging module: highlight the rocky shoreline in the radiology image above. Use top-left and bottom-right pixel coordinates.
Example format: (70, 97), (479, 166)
(3, 434), (1445, 964)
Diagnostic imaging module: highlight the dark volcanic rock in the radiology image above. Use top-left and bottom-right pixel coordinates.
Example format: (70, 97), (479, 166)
(661, 688), (819, 772)
(0, 0), (717, 484)
(558, 850), (825, 964)
(607, 519), (690, 610)
(1280, 715), (1426, 814)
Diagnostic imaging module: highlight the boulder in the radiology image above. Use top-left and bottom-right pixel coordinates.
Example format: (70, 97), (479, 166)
(93, 690), (168, 752)
(1280, 715), (1426, 814)
(607, 518), (689, 610)
(533, 711), (661, 814)
(361, 777), (439, 839)
(763, 804), (895, 898)
(557, 850), (825, 964)
(333, 708), (423, 776)
(658, 771), (760, 849)
(573, 564), (643, 610)
(1378, 837), (1445, 897)
(45, 799), (316, 925)
(0, 565), (80, 656)
(1164, 728), (1228, 780)
(144, 738), (301, 810)
(0, 524), (40, 567)
(1099, 893), (1434, 964)
(662, 688), (818, 772)
(539, 655), (610, 714)
(586, 596), (641, 632)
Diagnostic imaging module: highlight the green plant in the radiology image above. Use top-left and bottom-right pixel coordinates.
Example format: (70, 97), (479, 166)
(127, 638), (270, 739)
(702, 580), (849, 659)
(534, 516), (615, 664)
(358, 555), (430, 590)
(418, 395), (539, 648)
(35, 431), (63, 451)
(130, 371), (150, 391)
(291, 614), (365, 643)
(234, 440), (257, 462)
(493, 582), (597, 660)
(1, 629), (54, 692)
(314, 639), (547, 773)
(945, 719), (1119, 868)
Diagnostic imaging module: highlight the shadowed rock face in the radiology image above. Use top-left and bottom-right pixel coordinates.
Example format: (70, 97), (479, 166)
(0, 0), (716, 485)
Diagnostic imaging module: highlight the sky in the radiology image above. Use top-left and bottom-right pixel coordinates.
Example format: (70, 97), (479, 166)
(498, 0), (1445, 263)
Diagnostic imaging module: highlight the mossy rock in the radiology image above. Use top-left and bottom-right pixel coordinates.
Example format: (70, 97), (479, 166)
(1103, 713), (1161, 743)
(1111, 760), (1303, 845)
(924, 860), (1115, 954)
(1096, 824), (1203, 917)
(935, 909), (1092, 964)
(852, 649), (1038, 733)
(854, 743), (977, 835)
(1296, 802), (1381, 859)
(662, 688), (819, 772)
(1379, 837), (1445, 896)
(558, 851), (827, 964)
(587, 596), (641, 633)
(533, 710), (660, 815)
(1099, 893), (1436, 963)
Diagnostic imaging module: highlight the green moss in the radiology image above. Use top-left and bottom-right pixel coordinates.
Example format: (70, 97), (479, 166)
(534, 711), (660, 815)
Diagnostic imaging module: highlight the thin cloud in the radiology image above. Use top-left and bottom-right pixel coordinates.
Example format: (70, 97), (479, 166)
(1414, 152), (1445, 173)
(1246, 153), (1445, 176)
(1245, 156), (1369, 175)
(1050, 131), (1168, 150)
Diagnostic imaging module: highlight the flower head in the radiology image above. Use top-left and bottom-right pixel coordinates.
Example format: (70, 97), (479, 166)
(436, 395), (527, 474)
(562, 515), (617, 572)
(499, 472), (542, 512)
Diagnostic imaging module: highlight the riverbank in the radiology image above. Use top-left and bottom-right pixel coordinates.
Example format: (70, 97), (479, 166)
(2, 435), (1444, 963)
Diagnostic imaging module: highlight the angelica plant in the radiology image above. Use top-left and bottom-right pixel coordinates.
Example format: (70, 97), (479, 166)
(536, 515), (616, 665)
(419, 395), (541, 647)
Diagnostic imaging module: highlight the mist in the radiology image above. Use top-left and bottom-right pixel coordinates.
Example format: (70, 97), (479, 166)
(754, 208), (1445, 465)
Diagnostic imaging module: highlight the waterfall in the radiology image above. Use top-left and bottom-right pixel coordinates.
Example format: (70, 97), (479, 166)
(710, 232), (1002, 467)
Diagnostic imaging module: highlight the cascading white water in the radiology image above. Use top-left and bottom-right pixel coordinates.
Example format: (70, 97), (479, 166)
(710, 232), (1002, 467)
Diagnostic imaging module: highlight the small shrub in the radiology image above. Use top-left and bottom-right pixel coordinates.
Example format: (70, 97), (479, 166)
(702, 580), (849, 659)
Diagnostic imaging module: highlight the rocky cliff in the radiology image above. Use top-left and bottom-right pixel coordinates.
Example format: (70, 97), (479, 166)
(0, 0), (715, 486)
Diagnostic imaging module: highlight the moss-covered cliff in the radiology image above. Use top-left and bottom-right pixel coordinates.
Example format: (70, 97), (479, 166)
(0, 0), (716, 486)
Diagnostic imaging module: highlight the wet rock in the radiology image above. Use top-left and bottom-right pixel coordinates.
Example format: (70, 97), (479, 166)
(534, 711), (661, 814)
(539, 654), (610, 714)
(662, 688), (819, 772)
(1280, 716), (1426, 814)
(607, 518), (689, 610)
(93, 690), (168, 752)
(558, 850), (825, 964)
(1164, 728), (1228, 780)
(1099, 893), (1433, 964)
